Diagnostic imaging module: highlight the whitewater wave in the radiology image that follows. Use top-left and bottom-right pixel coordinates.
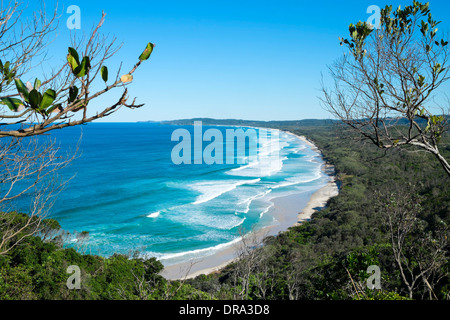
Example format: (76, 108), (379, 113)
(171, 210), (247, 230)
(154, 236), (243, 263)
(226, 155), (284, 177)
(229, 160), (260, 173)
(191, 178), (261, 205)
(259, 203), (274, 218)
(271, 169), (322, 189)
(291, 145), (307, 154)
(236, 189), (272, 214)
(147, 211), (161, 218)
(228, 217), (247, 229)
(223, 128), (289, 178)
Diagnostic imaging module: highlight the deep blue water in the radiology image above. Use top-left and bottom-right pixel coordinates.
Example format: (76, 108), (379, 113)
(9, 123), (328, 265)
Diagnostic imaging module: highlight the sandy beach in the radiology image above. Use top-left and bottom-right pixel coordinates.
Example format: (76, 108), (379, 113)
(160, 132), (339, 280)
(285, 132), (339, 224)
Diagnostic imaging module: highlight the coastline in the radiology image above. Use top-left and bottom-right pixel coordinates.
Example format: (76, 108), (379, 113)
(160, 130), (339, 280)
(283, 131), (339, 226)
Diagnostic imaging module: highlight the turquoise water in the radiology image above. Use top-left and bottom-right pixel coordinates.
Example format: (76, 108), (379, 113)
(10, 123), (328, 265)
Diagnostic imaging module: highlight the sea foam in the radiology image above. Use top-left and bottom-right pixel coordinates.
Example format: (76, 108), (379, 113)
(147, 211), (161, 218)
(190, 178), (261, 205)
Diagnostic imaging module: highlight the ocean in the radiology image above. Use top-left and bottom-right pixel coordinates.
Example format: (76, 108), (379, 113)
(9, 122), (329, 266)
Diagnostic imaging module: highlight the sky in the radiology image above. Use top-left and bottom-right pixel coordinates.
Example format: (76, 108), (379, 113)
(19, 0), (450, 122)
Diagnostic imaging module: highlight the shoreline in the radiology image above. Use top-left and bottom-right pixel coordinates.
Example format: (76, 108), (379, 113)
(282, 131), (339, 226)
(160, 130), (339, 280)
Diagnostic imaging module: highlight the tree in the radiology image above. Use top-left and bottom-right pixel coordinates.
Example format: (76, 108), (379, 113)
(0, 1), (155, 254)
(0, 3), (154, 137)
(321, 1), (450, 176)
(0, 137), (74, 255)
(375, 184), (448, 299)
(231, 229), (267, 300)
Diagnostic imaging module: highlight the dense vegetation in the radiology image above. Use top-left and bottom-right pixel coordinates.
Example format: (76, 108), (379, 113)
(185, 121), (449, 300)
(0, 214), (209, 300)
(0, 120), (448, 300)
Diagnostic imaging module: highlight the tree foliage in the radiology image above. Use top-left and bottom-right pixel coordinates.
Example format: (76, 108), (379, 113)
(0, 2), (155, 137)
(322, 1), (450, 176)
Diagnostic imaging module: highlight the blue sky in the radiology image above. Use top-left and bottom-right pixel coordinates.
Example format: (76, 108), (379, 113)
(24, 0), (450, 121)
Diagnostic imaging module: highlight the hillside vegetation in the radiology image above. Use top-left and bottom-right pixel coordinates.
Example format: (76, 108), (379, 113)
(186, 121), (449, 300)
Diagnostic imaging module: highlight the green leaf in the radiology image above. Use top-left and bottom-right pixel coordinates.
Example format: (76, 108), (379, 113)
(47, 103), (63, 114)
(3, 61), (10, 73)
(74, 56), (91, 78)
(28, 89), (42, 109)
(14, 78), (29, 101)
(0, 97), (24, 112)
(139, 43), (154, 61)
(69, 86), (79, 103)
(34, 78), (41, 90)
(101, 66), (108, 83)
(67, 54), (79, 72)
(40, 89), (56, 110)
(68, 47), (80, 65)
